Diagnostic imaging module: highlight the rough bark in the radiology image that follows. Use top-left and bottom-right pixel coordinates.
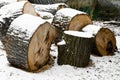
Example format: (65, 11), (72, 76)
(57, 31), (93, 67)
(2, 14), (57, 72)
(93, 27), (117, 56)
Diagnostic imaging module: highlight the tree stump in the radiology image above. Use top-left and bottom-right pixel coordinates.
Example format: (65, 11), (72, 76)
(52, 8), (92, 44)
(2, 14), (57, 72)
(57, 31), (93, 67)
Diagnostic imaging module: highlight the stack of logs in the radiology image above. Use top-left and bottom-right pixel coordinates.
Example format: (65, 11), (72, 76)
(0, 0), (117, 72)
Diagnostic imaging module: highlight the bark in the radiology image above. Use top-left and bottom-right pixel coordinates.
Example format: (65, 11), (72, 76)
(52, 8), (92, 44)
(2, 14), (57, 72)
(57, 31), (93, 67)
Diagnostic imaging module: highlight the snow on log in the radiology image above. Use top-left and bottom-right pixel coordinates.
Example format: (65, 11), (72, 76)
(57, 31), (93, 67)
(52, 8), (92, 44)
(2, 14), (57, 72)
(22, 2), (40, 16)
(33, 3), (68, 15)
(94, 27), (117, 56)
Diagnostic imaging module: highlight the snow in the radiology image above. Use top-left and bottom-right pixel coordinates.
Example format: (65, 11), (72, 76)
(0, 1), (27, 18)
(56, 8), (86, 18)
(34, 3), (67, 12)
(0, 1), (120, 80)
(10, 14), (47, 39)
(82, 24), (102, 35)
(0, 0), (17, 4)
(64, 31), (93, 38)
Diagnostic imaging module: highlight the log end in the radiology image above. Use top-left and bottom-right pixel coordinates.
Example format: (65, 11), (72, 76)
(28, 22), (57, 72)
(68, 14), (93, 31)
(95, 27), (116, 56)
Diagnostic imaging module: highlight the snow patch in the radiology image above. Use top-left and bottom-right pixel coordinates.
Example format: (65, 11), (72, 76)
(64, 31), (93, 38)
(56, 8), (86, 18)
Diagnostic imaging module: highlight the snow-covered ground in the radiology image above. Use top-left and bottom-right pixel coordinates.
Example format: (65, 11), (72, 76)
(0, 21), (120, 80)
(0, 0), (120, 80)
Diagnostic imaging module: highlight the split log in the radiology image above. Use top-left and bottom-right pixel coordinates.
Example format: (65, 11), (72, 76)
(52, 8), (92, 44)
(57, 31), (93, 67)
(82, 25), (117, 56)
(33, 3), (68, 15)
(2, 14), (57, 72)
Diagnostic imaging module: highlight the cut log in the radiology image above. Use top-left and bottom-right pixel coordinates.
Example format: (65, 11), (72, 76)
(82, 25), (117, 56)
(57, 31), (93, 67)
(33, 3), (68, 15)
(94, 27), (116, 56)
(2, 14), (57, 72)
(22, 2), (40, 16)
(17, 0), (28, 2)
(52, 8), (92, 44)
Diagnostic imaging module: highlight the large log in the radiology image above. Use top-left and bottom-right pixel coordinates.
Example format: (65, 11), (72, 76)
(52, 8), (92, 44)
(2, 14), (57, 72)
(57, 31), (93, 67)
(82, 25), (117, 56)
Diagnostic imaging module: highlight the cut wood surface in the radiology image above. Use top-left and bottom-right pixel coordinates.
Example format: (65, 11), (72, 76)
(22, 2), (40, 16)
(94, 27), (116, 56)
(58, 31), (93, 67)
(2, 14), (57, 72)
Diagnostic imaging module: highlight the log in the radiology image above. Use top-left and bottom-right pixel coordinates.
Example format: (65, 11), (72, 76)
(82, 25), (117, 56)
(0, 1), (28, 39)
(94, 27), (117, 56)
(52, 8), (92, 44)
(2, 14), (57, 72)
(57, 31), (93, 67)
(33, 3), (68, 15)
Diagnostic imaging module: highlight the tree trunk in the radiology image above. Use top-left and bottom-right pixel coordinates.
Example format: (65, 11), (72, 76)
(57, 31), (93, 67)
(52, 8), (92, 44)
(2, 14), (57, 72)
(94, 27), (117, 56)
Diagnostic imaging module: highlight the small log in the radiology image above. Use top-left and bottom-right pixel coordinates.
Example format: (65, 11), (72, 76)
(2, 14), (57, 72)
(82, 25), (117, 56)
(33, 3), (68, 15)
(57, 31), (93, 67)
(94, 27), (116, 56)
(52, 8), (92, 44)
